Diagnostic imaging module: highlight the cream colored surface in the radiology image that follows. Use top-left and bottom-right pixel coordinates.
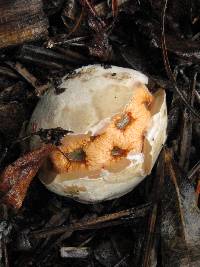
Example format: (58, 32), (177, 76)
(29, 65), (167, 203)
(29, 64), (148, 147)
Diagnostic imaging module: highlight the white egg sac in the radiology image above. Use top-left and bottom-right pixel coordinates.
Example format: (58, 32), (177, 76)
(29, 65), (167, 203)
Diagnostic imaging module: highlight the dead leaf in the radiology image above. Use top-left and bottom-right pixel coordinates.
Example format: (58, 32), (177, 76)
(0, 145), (55, 210)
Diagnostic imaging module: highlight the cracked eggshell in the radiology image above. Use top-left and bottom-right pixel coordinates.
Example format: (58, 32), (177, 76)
(28, 64), (167, 203)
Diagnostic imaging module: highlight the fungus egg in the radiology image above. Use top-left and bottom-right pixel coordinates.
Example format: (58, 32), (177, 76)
(29, 65), (167, 203)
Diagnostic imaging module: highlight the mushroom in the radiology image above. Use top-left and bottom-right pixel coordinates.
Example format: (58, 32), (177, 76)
(28, 65), (167, 203)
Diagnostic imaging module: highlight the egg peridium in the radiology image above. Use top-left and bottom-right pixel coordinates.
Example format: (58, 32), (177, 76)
(29, 65), (167, 202)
